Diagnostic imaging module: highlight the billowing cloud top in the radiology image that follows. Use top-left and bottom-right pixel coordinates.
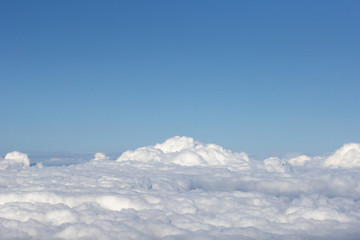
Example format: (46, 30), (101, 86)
(0, 151), (30, 170)
(117, 136), (250, 168)
(324, 143), (360, 168)
(92, 152), (109, 161)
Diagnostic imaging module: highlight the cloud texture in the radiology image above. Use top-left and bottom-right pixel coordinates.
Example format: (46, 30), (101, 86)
(1, 137), (360, 239)
(0, 151), (29, 170)
(117, 136), (251, 168)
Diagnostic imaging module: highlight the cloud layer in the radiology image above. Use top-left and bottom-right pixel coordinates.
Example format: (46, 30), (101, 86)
(1, 137), (360, 239)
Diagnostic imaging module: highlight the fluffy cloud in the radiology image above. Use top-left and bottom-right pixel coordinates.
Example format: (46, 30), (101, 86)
(92, 152), (109, 161)
(0, 151), (30, 170)
(323, 143), (360, 168)
(263, 157), (290, 172)
(1, 137), (360, 239)
(117, 136), (251, 168)
(287, 154), (312, 166)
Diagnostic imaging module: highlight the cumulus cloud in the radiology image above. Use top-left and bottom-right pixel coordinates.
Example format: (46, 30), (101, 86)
(1, 138), (360, 239)
(263, 157), (290, 172)
(0, 151), (30, 170)
(323, 143), (360, 168)
(117, 136), (251, 168)
(287, 154), (312, 166)
(92, 152), (109, 161)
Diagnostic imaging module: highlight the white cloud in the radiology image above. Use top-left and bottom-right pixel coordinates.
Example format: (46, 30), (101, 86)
(263, 157), (290, 172)
(154, 136), (197, 153)
(117, 136), (251, 168)
(1, 138), (360, 239)
(323, 143), (360, 168)
(0, 151), (30, 170)
(92, 152), (109, 161)
(287, 154), (312, 166)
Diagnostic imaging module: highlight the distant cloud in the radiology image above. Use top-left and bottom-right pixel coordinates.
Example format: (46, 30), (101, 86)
(287, 154), (312, 166)
(0, 151), (29, 170)
(263, 157), (289, 172)
(92, 152), (109, 161)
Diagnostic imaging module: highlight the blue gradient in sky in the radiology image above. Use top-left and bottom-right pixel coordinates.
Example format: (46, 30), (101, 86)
(1, 0), (359, 156)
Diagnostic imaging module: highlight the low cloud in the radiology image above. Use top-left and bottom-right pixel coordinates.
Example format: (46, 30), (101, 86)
(117, 136), (250, 168)
(1, 137), (360, 239)
(92, 152), (109, 161)
(323, 143), (360, 168)
(0, 151), (29, 170)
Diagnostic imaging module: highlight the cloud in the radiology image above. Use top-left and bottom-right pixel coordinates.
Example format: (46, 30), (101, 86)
(287, 154), (312, 166)
(263, 157), (290, 172)
(323, 143), (360, 168)
(92, 152), (109, 161)
(0, 151), (30, 170)
(1, 137), (360, 239)
(117, 136), (251, 168)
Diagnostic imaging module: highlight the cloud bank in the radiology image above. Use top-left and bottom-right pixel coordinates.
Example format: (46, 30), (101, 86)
(1, 137), (360, 239)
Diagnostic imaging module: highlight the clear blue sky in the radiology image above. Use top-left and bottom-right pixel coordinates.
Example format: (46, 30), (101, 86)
(1, 0), (359, 157)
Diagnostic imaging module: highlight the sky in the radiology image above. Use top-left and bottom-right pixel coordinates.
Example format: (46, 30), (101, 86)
(1, 0), (359, 157)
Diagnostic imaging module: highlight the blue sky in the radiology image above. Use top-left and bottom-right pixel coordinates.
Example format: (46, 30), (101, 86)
(1, 0), (359, 157)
